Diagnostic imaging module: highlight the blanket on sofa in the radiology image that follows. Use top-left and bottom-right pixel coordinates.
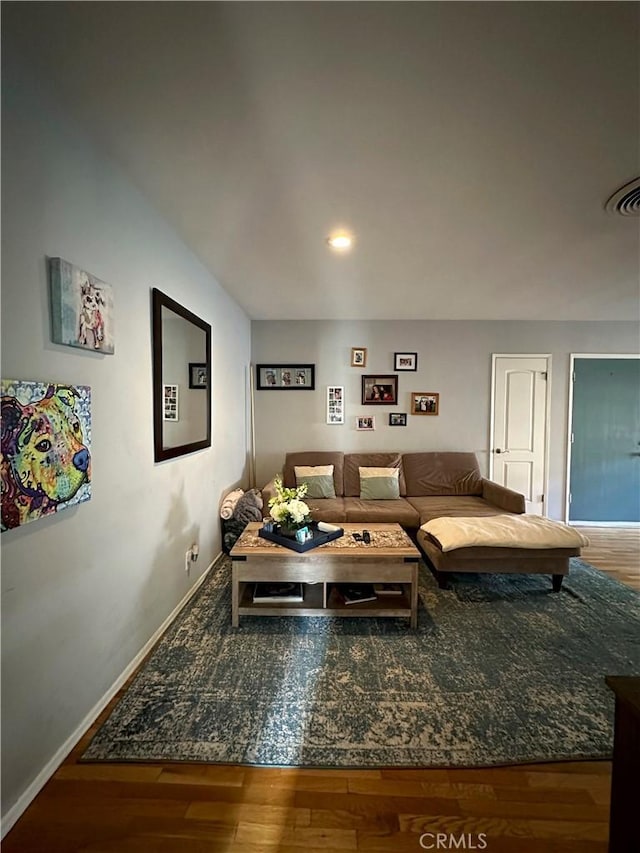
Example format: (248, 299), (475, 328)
(422, 514), (589, 552)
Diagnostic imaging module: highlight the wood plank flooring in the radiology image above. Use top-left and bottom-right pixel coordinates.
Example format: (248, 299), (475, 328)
(4, 527), (638, 852)
(575, 526), (640, 590)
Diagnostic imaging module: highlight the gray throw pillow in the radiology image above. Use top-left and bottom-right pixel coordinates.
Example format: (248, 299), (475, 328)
(359, 467), (400, 500)
(294, 465), (336, 499)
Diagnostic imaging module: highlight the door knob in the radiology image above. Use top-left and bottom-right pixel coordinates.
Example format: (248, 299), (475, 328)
(495, 449), (510, 454)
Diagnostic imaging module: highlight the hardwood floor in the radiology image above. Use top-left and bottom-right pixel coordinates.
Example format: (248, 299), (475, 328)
(575, 526), (640, 591)
(4, 528), (638, 852)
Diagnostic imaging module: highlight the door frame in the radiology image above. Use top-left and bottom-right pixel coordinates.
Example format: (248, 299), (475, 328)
(565, 353), (640, 526)
(489, 353), (552, 516)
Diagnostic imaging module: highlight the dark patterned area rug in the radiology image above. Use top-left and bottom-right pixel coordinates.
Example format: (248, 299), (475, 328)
(82, 557), (640, 767)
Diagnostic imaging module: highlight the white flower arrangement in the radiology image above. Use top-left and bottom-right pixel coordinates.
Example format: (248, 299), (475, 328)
(268, 476), (311, 529)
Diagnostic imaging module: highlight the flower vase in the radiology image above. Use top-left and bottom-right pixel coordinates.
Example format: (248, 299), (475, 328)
(277, 524), (301, 540)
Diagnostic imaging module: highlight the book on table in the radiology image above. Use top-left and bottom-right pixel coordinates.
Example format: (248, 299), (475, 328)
(337, 584), (378, 605)
(373, 583), (404, 596)
(252, 582), (304, 603)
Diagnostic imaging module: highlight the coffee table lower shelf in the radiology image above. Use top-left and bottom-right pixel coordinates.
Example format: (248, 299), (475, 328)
(237, 582), (414, 622)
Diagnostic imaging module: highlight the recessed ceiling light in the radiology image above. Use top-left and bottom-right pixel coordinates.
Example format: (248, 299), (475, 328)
(326, 232), (353, 251)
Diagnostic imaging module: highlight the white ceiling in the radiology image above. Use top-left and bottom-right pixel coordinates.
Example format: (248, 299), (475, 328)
(3, 2), (639, 321)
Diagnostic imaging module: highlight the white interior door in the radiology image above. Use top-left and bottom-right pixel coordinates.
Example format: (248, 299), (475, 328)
(491, 355), (550, 515)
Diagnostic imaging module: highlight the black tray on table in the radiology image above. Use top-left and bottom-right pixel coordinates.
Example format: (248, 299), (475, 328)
(258, 521), (344, 553)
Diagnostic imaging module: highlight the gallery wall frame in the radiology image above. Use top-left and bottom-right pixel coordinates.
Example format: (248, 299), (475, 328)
(362, 374), (398, 405)
(389, 412), (407, 426)
(394, 352), (418, 371)
(327, 386), (344, 424)
(256, 364), (315, 390)
(163, 384), (179, 420)
(351, 347), (367, 367)
(356, 416), (375, 431)
(411, 392), (439, 415)
(189, 363), (207, 389)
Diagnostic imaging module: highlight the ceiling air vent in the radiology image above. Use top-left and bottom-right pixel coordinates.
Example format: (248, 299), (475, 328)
(605, 176), (640, 216)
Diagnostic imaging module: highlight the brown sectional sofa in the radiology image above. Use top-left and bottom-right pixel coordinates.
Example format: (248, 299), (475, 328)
(261, 450), (525, 528)
(262, 451), (581, 590)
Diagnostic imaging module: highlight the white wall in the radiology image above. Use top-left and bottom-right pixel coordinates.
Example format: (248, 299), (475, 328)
(252, 320), (640, 518)
(1, 58), (251, 819)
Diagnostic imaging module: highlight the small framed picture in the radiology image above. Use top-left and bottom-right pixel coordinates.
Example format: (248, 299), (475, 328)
(362, 374), (398, 405)
(356, 416), (375, 431)
(163, 384), (179, 421)
(327, 386), (344, 424)
(189, 362), (208, 389)
(256, 364), (315, 390)
(351, 347), (367, 368)
(394, 352), (418, 371)
(411, 393), (439, 415)
(49, 257), (115, 354)
(389, 412), (407, 426)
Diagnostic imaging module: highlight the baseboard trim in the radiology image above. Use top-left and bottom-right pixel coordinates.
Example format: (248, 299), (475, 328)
(0, 553), (222, 840)
(569, 521), (640, 528)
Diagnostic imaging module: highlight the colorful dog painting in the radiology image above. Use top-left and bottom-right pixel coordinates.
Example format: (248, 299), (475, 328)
(50, 257), (114, 353)
(1, 380), (92, 531)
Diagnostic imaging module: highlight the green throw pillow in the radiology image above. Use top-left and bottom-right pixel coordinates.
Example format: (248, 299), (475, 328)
(294, 465), (336, 499)
(359, 467), (400, 500)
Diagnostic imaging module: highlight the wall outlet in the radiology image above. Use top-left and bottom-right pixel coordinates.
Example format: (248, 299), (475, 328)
(185, 545), (199, 573)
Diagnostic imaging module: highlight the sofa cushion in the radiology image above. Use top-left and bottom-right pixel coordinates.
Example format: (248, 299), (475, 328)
(344, 453), (406, 496)
(403, 452), (483, 496)
(359, 467), (400, 500)
(294, 465), (337, 499)
(406, 495), (510, 525)
(344, 497), (419, 527)
(283, 452), (344, 496)
(305, 497), (347, 523)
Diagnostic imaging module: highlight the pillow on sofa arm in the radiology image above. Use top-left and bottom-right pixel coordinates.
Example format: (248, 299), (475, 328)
(294, 465), (336, 499)
(359, 467), (400, 500)
(232, 489), (264, 525)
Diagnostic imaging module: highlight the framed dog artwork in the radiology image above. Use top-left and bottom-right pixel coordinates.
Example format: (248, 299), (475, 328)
(49, 257), (115, 354)
(1, 379), (92, 531)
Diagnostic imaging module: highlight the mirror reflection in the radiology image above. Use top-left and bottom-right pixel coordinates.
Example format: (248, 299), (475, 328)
(152, 289), (211, 462)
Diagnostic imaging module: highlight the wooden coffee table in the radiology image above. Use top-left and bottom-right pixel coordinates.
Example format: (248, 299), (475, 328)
(230, 522), (421, 628)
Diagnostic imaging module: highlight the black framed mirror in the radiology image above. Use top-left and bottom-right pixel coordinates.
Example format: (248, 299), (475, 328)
(152, 288), (211, 462)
